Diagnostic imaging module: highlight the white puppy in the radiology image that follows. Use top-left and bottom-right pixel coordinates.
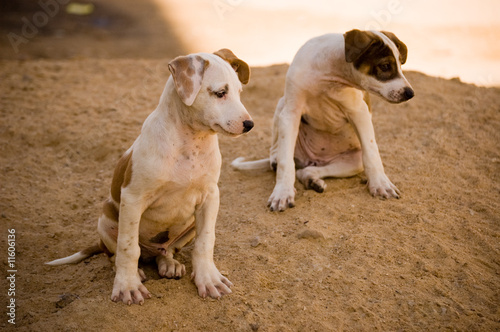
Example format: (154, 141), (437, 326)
(232, 30), (414, 211)
(47, 49), (253, 305)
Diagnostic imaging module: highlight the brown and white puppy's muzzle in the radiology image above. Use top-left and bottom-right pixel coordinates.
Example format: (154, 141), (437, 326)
(168, 49), (254, 136)
(345, 29), (414, 104)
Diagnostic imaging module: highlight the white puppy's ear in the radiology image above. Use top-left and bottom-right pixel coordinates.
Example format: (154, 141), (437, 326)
(214, 48), (250, 84)
(344, 29), (378, 63)
(168, 55), (209, 106)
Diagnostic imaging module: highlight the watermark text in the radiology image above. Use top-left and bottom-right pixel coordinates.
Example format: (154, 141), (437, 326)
(7, 229), (16, 325)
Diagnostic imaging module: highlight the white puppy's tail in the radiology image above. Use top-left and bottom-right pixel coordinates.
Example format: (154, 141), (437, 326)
(231, 157), (271, 171)
(45, 244), (103, 266)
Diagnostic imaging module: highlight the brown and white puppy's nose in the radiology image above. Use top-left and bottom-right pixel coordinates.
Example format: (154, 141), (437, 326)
(243, 120), (254, 133)
(403, 87), (414, 101)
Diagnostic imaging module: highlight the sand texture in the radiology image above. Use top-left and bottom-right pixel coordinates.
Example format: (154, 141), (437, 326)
(1, 58), (499, 331)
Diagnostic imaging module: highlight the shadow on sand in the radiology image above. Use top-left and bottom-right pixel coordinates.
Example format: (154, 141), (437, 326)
(0, 0), (186, 60)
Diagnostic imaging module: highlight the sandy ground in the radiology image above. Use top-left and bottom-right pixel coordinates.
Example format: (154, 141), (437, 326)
(1, 1), (500, 331)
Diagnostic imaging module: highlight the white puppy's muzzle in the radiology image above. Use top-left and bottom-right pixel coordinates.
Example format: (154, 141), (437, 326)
(219, 114), (254, 136)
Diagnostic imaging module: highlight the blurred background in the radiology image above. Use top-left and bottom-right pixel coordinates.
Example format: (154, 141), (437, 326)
(1, 0), (499, 86)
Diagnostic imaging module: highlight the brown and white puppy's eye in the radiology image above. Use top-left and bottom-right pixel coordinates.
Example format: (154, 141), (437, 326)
(378, 63), (392, 72)
(372, 58), (398, 82)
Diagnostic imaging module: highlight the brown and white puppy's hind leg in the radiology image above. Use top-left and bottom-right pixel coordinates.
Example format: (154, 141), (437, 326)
(296, 149), (363, 193)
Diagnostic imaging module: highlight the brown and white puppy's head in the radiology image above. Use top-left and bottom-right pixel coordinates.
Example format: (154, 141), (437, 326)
(344, 29), (414, 103)
(168, 49), (253, 136)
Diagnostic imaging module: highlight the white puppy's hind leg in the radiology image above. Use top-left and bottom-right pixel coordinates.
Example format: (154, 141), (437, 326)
(156, 251), (186, 279)
(296, 150), (363, 192)
(138, 268), (147, 282)
(156, 222), (196, 279)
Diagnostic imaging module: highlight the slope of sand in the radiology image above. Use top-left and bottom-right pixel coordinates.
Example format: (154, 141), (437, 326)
(1, 58), (499, 331)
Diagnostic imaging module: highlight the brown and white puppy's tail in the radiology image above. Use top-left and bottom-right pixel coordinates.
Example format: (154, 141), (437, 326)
(231, 157), (271, 171)
(45, 244), (103, 266)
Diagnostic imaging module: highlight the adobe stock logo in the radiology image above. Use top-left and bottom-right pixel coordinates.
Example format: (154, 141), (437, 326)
(213, 0), (245, 20)
(364, 0), (404, 30)
(7, 0), (71, 54)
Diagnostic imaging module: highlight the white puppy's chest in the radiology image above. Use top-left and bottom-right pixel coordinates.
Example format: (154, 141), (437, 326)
(138, 183), (204, 243)
(133, 138), (219, 253)
(142, 146), (218, 212)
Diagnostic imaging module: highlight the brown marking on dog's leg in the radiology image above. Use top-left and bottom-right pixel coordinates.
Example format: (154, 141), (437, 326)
(110, 150), (133, 203)
(103, 198), (119, 221)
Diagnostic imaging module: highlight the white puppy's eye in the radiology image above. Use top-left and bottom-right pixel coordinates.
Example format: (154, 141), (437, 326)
(209, 84), (228, 98)
(215, 90), (226, 98)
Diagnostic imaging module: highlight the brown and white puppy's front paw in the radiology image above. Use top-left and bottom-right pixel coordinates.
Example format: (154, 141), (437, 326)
(367, 174), (400, 199)
(111, 272), (151, 305)
(191, 261), (233, 299)
(267, 184), (297, 212)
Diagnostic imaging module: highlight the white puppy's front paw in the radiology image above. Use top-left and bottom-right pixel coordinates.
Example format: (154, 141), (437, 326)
(111, 272), (151, 305)
(191, 262), (233, 299)
(267, 184), (297, 211)
(368, 174), (401, 199)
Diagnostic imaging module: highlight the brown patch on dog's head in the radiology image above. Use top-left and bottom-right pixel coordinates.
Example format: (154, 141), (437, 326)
(381, 31), (407, 64)
(214, 48), (250, 84)
(169, 55), (209, 106)
(344, 29), (379, 63)
(110, 150), (133, 203)
(344, 29), (404, 82)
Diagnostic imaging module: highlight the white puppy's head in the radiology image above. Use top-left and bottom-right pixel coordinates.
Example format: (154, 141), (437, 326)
(344, 29), (414, 103)
(168, 49), (253, 136)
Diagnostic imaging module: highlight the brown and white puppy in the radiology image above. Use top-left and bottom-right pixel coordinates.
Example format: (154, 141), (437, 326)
(232, 30), (414, 211)
(46, 49), (253, 305)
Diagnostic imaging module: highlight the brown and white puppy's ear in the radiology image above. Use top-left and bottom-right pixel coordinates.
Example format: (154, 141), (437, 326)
(168, 55), (209, 106)
(344, 29), (380, 63)
(381, 31), (408, 64)
(213, 48), (250, 84)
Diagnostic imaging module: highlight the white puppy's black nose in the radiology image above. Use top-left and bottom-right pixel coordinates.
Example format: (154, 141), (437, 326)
(243, 120), (254, 133)
(404, 87), (414, 100)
